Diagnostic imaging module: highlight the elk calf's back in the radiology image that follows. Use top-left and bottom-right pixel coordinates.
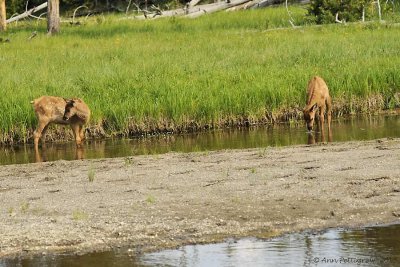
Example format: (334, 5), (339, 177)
(31, 96), (90, 149)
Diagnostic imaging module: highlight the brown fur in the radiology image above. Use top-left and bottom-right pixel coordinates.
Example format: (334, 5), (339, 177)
(303, 76), (332, 132)
(31, 96), (90, 149)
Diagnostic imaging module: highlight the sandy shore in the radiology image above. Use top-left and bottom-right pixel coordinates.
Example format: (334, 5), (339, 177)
(0, 138), (399, 258)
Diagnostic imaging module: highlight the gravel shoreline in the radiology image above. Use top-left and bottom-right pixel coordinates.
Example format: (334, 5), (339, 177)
(0, 138), (399, 259)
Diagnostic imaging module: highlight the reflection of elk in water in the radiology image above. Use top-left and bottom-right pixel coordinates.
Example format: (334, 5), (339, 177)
(303, 76), (332, 132)
(307, 126), (332, 145)
(34, 145), (85, 163)
(31, 96), (90, 150)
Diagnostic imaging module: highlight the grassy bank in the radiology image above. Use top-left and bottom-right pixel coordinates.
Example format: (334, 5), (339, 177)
(1, 6), (400, 144)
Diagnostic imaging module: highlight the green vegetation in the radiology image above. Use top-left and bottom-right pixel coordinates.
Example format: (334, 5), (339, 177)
(7, 207), (14, 216)
(0, 7), (399, 144)
(146, 195), (156, 204)
(72, 209), (89, 220)
(20, 202), (29, 213)
(124, 157), (134, 166)
(307, 0), (399, 23)
(88, 165), (95, 182)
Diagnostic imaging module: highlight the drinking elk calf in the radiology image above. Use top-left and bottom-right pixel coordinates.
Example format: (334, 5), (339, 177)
(31, 96), (90, 149)
(303, 76), (332, 132)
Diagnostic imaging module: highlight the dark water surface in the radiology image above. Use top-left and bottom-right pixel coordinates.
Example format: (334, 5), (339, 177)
(2, 224), (399, 267)
(1, 115), (399, 165)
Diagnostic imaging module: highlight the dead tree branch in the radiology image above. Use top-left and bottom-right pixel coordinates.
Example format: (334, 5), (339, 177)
(126, 0), (133, 15)
(285, 0), (295, 27)
(6, 2), (47, 23)
(72, 5), (89, 24)
(28, 31), (37, 40)
(335, 12), (344, 23)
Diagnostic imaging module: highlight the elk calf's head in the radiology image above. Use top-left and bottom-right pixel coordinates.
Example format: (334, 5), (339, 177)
(303, 103), (317, 132)
(63, 98), (90, 122)
(63, 99), (75, 121)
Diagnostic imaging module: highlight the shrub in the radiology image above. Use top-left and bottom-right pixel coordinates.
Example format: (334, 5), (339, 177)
(307, 0), (394, 24)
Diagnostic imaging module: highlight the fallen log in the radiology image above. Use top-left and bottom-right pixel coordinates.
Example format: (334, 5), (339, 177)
(6, 2), (47, 23)
(185, 0), (252, 18)
(129, 0), (252, 20)
(249, 0), (309, 8)
(249, 0), (281, 9)
(131, 2), (222, 20)
(226, 0), (257, 11)
(189, 0), (203, 8)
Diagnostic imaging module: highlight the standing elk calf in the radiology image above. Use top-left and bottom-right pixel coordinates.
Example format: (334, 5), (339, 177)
(303, 76), (332, 132)
(31, 96), (90, 149)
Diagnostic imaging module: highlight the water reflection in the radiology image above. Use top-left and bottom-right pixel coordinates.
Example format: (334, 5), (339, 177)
(0, 115), (399, 165)
(34, 145), (85, 163)
(1, 224), (399, 267)
(307, 124), (333, 145)
(140, 224), (400, 267)
(0, 250), (144, 267)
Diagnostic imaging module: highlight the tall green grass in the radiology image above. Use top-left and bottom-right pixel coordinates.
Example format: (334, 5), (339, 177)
(0, 6), (399, 143)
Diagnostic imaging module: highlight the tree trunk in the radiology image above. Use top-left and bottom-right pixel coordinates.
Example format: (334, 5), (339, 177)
(377, 0), (382, 21)
(47, 0), (60, 35)
(0, 0), (6, 31)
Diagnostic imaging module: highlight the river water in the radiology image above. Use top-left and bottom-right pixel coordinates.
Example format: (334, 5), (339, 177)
(140, 223), (400, 267)
(1, 114), (399, 165)
(2, 223), (399, 266)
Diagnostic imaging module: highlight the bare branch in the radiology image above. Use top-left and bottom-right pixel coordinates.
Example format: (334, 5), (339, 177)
(362, 7), (365, 22)
(36, 12), (47, 25)
(285, 0), (295, 27)
(28, 31), (37, 40)
(150, 5), (162, 17)
(335, 12), (343, 23)
(29, 13), (46, 20)
(126, 0), (133, 15)
(72, 5), (89, 24)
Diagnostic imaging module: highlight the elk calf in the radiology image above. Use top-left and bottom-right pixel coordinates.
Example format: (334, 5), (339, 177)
(31, 96), (90, 149)
(303, 76), (332, 132)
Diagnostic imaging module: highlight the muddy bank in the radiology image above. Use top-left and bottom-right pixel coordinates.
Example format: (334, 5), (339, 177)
(0, 138), (399, 259)
(1, 97), (399, 145)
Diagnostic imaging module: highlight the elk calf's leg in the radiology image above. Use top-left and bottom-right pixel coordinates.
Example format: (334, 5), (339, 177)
(326, 95), (332, 131)
(319, 105), (325, 130)
(33, 119), (50, 150)
(71, 124), (82, 147)
(79, 125), (86, 141)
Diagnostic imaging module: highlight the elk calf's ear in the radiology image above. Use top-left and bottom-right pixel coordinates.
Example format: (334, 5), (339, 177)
(311, 103), (318, 112)
(65, 100), (75, 107)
